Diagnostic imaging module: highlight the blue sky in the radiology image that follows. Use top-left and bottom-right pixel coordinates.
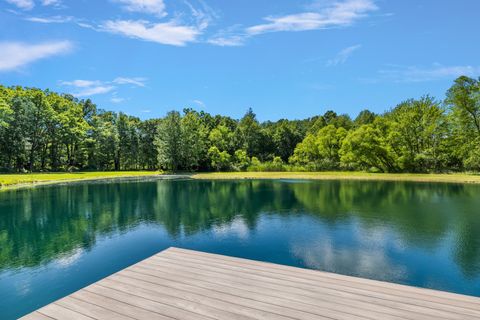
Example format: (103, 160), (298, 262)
(0, 0), (479, 121)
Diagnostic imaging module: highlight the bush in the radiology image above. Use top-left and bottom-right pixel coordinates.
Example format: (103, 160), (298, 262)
(208, 146), (231, 171)
(247, 156), (286, 172)
(234, 149), (250, 171)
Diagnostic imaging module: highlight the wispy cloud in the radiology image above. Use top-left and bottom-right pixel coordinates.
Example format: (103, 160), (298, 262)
(60, 77), (147, 97)
(192, 99), (205, 107)
(207, 35), (245, 47)
(101, 20), (202, 46)
(5, 0), (62, 10)
(60, 80), (102, 88)
(207, 25), (246, 46)
(5, 0), (35, 10)
(60, 79), (114, 97)
(74, 86), (115, 97)
(208, 0), (377, 46)
(111, 97), (126, 103)
(246, 0), (377, 35)
(326, 44), (361, 66)
(377, 64), (480, 82)
(113, 0), (167, 17)
(101, 0), (214, 46)
(25, 15), (73, 23)
(184, 0), (217, 30)
(0, 41), (73, 72)
(113, 77), (147, 87)
(41, 0), (62, 7)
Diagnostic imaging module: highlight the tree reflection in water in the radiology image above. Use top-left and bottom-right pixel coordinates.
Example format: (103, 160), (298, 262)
(0, 178), (479, 287)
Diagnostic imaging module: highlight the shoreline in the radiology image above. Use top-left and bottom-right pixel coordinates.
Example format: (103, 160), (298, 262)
(191, 171), (480, 184)
(2, 171), (480, 191)
(0, 172), (167, 191)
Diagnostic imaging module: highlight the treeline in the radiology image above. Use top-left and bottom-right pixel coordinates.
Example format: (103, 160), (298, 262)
(0, 76), (479, 173)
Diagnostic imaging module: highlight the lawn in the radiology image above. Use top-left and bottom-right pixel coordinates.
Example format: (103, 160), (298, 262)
(191, 171), (480, 184)
(3, 171), (480, 190)
(0, 171), (162, 189)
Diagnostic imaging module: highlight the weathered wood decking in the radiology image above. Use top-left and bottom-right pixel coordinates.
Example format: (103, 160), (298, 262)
(21, 247), (480, 320)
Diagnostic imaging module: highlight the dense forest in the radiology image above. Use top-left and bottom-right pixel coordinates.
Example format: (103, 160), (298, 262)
(0, 76), (479, 173)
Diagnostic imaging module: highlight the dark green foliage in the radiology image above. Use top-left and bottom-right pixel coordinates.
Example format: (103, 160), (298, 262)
(354, 109), (376, 127)
(1, 76), (480, 173)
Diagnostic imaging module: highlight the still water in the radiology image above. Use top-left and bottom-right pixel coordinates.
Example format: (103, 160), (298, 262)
(1, 178), (480, 318)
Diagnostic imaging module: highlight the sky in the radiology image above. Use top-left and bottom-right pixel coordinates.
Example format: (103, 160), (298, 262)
(0, 0), (479, 121)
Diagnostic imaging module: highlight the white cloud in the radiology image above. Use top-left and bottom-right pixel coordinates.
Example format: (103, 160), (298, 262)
(326, 44), (361, 66)
(246, 0), (377, 35)
(207, 35), (245, 47)
(207, 0), (376, 46)
(25, 16), (73, 23)
(60, 79), (113, 97)
(60, 77), (146, 97)
(74, 86), (115, 97)
(5, 0), (60, 9)
(111, 97), (125, 103)
(0, 41), (73, 72)
(56, 248), (84, 267)
(5, 0), (35, 10)
(41, 0), (61, 6)
(212, 217), (249, 240)
(192, 99), (205, 107)
(378, 64), (480, 82)
(113, 77), (147, 87)
(60, 80), (102, 88)
(290, 225), (408, 282)
(113, 0), (166, 17)
(102, 20), (201, 46)
(207, 24), (247, 47)
(184, 0), (216, 30)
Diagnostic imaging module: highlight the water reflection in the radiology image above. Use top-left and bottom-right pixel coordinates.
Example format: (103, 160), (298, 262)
(1, 178), (480, 318)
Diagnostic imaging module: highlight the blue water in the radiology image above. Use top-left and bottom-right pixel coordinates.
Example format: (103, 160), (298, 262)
(1, 178), (480, 319)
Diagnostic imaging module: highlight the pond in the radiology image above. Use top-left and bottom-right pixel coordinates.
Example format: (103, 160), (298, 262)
(1, 178), (480, 319)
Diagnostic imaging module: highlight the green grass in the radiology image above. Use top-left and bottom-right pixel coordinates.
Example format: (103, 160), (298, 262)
(191, 171), (480, 184)
(0, 171), (162, 189)
(3, 171), (480, 190)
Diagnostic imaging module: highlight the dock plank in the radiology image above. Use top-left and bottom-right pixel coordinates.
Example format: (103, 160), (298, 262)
(145, 255), (479, 319)
(20, 247), (480, 320)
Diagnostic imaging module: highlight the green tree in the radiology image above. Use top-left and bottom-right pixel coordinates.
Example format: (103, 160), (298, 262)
(354, 109), (376, 127)
(209, 124), (235, 154)
(208, 146), (231, 171)
(316, 125), (348, 168)
(90, 111), (120, 170)
(236, 108), (262, 157)
(446, 76), (480, 136)
(272, 120), (304, 161)
(0, 95), (12, 129)
(290, 125), (346, 169)
(289, 133), (317, 165)
(181, 109), (208, 170)
(24, 90), (55, 171)
(446, 76), (480, 169)
(386, 96), (447, 172)
(234, 149), (250, 171)
(139, 119), (160, 170)
(156, 111), (183, 171)
(340, 121), (398, 172)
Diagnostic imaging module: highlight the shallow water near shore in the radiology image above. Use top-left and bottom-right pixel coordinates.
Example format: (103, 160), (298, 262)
(1, 178), (480, 319)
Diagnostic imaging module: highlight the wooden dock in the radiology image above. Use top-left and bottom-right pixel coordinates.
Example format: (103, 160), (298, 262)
(21, 247), (480, 320)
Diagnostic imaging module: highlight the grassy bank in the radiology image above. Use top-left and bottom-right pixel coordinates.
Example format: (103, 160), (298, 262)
(0, 171), (162, 190)
(3, 171), (480, 190)
(191, 171), (480, 184)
